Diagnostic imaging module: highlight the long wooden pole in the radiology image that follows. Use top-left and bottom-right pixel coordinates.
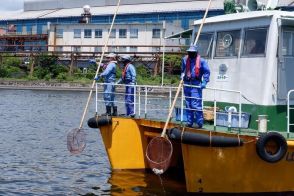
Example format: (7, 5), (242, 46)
(78, 0), (121, 130)
(160, 0), (212, 137)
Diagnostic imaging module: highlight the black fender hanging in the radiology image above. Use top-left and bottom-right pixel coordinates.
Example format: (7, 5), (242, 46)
(256, 131), (288, 163)
(167, 127), (243, 147)
(87, 115), (112, 128)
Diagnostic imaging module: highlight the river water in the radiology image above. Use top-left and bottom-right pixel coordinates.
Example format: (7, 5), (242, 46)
(0, 89), (186, 195)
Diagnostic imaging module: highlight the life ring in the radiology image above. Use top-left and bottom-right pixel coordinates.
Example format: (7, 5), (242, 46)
(256, 131), (287, 163)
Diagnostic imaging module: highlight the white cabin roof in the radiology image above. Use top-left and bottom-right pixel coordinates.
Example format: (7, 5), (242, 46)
(193, 10), (294, 26)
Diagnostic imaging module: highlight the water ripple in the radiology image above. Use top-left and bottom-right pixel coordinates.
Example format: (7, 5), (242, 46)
(0, 89), (186, 195)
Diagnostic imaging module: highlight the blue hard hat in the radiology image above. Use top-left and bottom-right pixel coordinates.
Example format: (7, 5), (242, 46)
(186, 44), (198, 52)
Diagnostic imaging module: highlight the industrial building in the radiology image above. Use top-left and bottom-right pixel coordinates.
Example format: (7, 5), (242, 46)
(0, 0), (293, 54)
(0, 0), (225, 53)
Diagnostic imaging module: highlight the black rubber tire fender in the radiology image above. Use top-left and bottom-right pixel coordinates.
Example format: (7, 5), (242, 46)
(256, 131), (288, 163)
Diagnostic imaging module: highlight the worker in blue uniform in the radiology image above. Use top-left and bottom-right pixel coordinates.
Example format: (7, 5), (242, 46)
(116, 55), (136, 117)
(94, 53), (117, 116)
(181, 44), (210, 128)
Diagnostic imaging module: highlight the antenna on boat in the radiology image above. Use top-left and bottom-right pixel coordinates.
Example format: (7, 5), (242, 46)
(67, 0), (122, 155)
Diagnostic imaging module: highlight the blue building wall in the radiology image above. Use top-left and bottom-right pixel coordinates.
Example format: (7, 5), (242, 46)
(0, 10), (224, 33)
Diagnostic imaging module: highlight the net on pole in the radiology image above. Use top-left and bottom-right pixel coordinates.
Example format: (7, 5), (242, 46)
(67, 128), (86, 154)
(145, 136), (173, 175)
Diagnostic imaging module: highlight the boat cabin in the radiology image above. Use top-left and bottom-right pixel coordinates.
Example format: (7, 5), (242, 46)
(179, 10), (294, 132)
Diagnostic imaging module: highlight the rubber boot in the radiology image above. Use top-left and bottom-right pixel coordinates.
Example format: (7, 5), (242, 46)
(102, 106), (112, 116)
(112, 106), (117, 116)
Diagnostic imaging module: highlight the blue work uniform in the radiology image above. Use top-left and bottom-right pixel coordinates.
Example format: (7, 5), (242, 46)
(181, 55), (210, 127)
(117, 63), (136, 116)
(100, 61), (117, 107)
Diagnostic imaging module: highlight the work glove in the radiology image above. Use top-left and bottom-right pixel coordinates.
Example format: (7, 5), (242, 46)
(180, 73), (185, 80)
(94, 76), (100, 81)
(201, 81), (207, 89)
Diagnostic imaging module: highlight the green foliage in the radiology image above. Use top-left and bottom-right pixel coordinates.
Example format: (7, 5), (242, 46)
(56, 72), (68, 81)
(37, 54), (58, 68)
(85, 71), (95, 80)
(50, 64), (68, 78)
(35, 54), (68, 79)
(224, 0), (236, 14)
(164, 54), (182, 74)
(0, 66), (8, 77)
(3, 57), (22, 67)
(33, 67), (50, 79)
(0, 54), (181, 85)
(44, 74), (51, 81)
(0, 56), (24, 78)
(136, 65), (151, 78)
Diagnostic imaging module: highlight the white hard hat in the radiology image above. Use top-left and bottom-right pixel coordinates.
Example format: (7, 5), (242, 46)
(121, 55), (131, 61)
(106, 53), (116, 58)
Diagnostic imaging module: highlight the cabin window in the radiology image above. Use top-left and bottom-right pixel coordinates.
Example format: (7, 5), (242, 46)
(215, 30), (240, 57)
(282, 31), (294, 56)
(197, 33), (214, 58)
(243, 28), (267, 55)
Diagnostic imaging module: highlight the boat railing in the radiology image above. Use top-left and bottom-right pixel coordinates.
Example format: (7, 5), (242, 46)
(95, 83), (243, 129)
(287, 89), (294, 137)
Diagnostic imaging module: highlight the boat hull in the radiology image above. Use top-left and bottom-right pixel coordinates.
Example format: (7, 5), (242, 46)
(99, 117), (183, 170)
(181, 130), (294, 193)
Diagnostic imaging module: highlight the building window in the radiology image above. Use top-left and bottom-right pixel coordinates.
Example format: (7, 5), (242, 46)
(56, 46), (63, 52)
(130, 46), (137, 52)
(16, 25), (22, 35)
(130, 28), (138, 38)
(108, 29), (116, 38)
(152, 29), (161, 38)
(74, 29), (81, 38)
(95, 29), (102, 38)
(119, 29), (127, 38)
(152, 47), (160, 52)
(108, 46), (117, 52)
(242, 28), (267, 56)
(119, 46), (127, 52)
(94, 47), (102, 52)
(197, 33), (214, 58)
(27, 25), (33, 35)
(84, 29), (92, 38)
(215, 30), (241, 57)
(56, 29), (63, 38)
(73, 46), (81, 52)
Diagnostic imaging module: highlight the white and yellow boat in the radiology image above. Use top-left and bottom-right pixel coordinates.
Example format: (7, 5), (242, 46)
(88, 10), (294, 194)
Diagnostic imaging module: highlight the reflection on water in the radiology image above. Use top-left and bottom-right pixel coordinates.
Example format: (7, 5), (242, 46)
(107, 170), (186, 196)
(0, 89), (187, 195)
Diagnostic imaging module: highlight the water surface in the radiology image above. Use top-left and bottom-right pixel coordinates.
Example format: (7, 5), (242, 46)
(0, 89), (186, 195)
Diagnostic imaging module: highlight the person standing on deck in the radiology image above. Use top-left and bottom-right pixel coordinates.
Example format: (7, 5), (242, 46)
(181, 44), (210, 128)
(94, 53), (117, 116)
(116, 55), (137, 117)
